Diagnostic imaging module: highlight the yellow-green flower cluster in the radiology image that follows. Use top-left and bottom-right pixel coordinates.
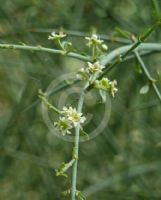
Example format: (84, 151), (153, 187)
(94, 78), (118, 97)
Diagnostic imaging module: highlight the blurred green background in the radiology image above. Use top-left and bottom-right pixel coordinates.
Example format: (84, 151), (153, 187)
(0, 0), (161, 199)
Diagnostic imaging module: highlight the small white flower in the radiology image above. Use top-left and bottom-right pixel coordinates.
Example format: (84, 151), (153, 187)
(54, 117), (72, 136)
(48, 31), (66, 40)
(109, 80), (118, 97)
(87, 62), (105, 74)
(85, 34), (103, 47)
(62, 106), (86, 127)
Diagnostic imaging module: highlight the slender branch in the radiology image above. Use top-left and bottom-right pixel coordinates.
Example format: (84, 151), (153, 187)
(22, 50), (157, 114)
(86, 20), (161, 89)
(134, 51), (161, 103)
(1, 42), (161, 102)
(40, 46), (161, 100)
(151, 0), (161, 20)
(21, 45), (161, 113)
(38, 92), (61, 114)
(55, 159), (75, 177)
(0, 44), (91, 62)
(48, 45), (161, 96)
(100, 21), (161, 77)
(123, 50), (159, 62)
(63, 159), (75, 172)
(71, 82), (88, 200)
(135, 52), (155, 81)
(86, 43), (161, 91)
(0, 43), (161, 69)
(100, 43), (161, 66)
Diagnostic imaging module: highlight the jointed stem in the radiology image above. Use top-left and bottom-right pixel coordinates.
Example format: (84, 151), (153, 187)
(0, 21), (161, 200)
(71, 83), (88, 200)
(134, 51), (161, 103)
(1, 42), (161, 113)
(0, 44), (91, 62)
(71, 127), (80, 200)
(100, 20), (161, 78)
(86, 43), (161, 91)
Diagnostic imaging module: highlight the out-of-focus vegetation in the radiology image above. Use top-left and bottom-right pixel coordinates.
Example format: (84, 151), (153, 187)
(0, 0), (161, 199)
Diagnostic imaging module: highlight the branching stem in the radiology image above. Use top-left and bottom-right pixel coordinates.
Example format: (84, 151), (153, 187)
(134, 51), (161, 103)
(71, 82), (88, 200)
(0, 44), (91, 62)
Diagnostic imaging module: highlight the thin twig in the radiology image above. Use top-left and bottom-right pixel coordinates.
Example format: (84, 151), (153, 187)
(71, 82), (88, 200)
(1, 42), (161, 101)
(21, 46), (161, 113)
(101, 44), (161, 66)
(151, 0), (161, 20)
(20, 49), (155, 113)
(134, 51), (161, 103)
(0, 44), (91, 62)
(100, 21), (161, 78)
(86, 20), (161, 91)
(0, 43), (161, 72)
(87, 44), (161, 92)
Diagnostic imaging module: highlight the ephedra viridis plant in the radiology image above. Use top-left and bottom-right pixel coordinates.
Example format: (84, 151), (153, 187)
(0, 20), (161, 200)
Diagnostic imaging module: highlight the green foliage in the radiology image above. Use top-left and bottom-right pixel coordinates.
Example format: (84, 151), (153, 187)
(0, 0), (161, 200)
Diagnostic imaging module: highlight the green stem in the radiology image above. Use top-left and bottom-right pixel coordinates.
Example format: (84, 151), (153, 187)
(71, 82), (88, 200)
(63, 159), (75, 172)
(151, 0), (161, 20)
(57, 39), (65, 51)
(21, 45), (161, 113)
(87, 43), (161, 91)
(56, 159), (75, 177)
(134, 51), (161, 103)
(92, 45), (95, 61)
(1, 42), (161, 100)
(100, 20), (161, 77)
(0, 44), (91, 62)
(38, 93), (61, 114)
(48, 46), (161, 97)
